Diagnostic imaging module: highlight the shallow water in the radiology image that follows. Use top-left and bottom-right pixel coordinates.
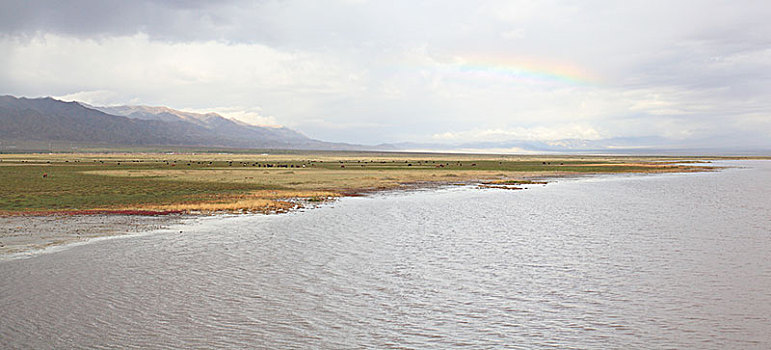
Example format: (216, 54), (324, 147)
(1, 160), (770, 349)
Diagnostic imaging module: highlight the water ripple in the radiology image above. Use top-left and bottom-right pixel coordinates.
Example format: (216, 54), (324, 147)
(1, 160), (770, 349)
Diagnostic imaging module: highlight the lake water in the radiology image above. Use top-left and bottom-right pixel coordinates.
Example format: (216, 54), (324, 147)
(1, 160), (770, 349)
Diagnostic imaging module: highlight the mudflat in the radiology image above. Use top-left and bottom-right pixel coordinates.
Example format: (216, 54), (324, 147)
(0, 214), (187, 256)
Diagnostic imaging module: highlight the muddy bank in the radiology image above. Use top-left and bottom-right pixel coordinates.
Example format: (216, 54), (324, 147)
(0, 214), (189, 256)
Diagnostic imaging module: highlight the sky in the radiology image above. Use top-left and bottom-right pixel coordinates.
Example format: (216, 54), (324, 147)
(1, 0), (770, 150)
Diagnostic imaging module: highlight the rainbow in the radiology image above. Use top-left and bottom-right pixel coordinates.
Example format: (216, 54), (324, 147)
(408, 55), (599, 86)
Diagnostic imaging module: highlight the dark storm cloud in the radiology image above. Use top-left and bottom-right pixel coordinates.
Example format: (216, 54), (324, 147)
(0, 0), (241, 41)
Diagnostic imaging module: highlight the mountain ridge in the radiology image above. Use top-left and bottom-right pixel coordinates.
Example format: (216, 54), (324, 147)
(0, 96), (366, 151)
(91, 104), (312, 145)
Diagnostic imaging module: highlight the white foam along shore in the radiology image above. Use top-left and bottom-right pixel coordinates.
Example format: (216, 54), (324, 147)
(0, 214), (191, 259)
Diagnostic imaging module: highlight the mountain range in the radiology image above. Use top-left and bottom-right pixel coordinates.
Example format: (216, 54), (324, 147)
(0, 96), (362, 150)
(1, 95), (766, 155)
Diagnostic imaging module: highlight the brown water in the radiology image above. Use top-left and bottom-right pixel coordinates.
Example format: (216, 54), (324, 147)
(1, 160), (770, 349)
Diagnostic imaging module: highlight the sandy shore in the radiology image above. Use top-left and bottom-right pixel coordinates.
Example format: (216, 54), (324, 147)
(0, 214), (189, 256)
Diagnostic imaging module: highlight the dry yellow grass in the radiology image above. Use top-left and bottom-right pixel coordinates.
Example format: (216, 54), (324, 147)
(230, 190), (341, 199)
(136, 199), (292, 213)
(123, 189), (340, 214)
(85, 168), (541, 192)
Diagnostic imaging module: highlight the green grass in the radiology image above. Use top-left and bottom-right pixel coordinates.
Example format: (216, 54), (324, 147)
(0, 153), (705, 212)
(0, 161), (276, 211)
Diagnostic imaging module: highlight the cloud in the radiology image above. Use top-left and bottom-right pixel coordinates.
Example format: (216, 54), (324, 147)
(2, 33), (360, 129)
(55, 90), (123, 105)
(192, 107), (280, 128)
(432, 125), (604, 143)
(1, 1), (770, 149)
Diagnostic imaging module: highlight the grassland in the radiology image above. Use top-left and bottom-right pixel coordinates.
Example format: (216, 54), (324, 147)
(0, 152), (714, 214)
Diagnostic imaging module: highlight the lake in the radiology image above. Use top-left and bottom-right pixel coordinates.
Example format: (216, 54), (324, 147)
(1, 160), (769, 349)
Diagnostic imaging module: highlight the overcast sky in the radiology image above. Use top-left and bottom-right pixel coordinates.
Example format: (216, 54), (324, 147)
(1, 0), (769, 149)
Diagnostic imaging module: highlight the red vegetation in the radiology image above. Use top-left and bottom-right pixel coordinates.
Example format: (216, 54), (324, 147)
(6, 209), (183, 216)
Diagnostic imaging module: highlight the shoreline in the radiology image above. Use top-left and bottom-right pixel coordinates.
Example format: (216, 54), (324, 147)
(0, 165), (720, 258)
(0, 214), (191, 258)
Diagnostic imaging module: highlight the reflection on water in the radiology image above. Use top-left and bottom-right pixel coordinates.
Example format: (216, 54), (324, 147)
(1, 161), (770, 349)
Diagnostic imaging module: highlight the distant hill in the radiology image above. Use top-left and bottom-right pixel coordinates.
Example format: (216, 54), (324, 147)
(379, 137), (771, 155)
(0, 96), (362, 150)
(91, 104), (313, 146)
